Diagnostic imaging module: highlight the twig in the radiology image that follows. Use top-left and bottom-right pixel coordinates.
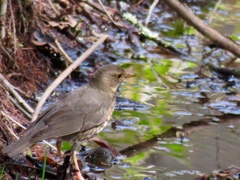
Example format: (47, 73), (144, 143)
(79, 2), (101, 29)
(17, 0), (27, 34)
(0, 73), (34, 114)
(13, 86), (38, 102)
(1, 109), (20, 140)
(1, 110), (26, 130)
(8, 95), (32, 119)
(97, 0), (120, 28)
(145, 0), (159, 25)
(43, 141), (57, 151)
(0, 43), (15, 62)
(5, 125), (19, 140)
(47, 0), (60, 15)
(31, 34), (108, 122)
(83, 0), (114, 14)
(54, 39), (73, 64)
(207, 0), (223, 25)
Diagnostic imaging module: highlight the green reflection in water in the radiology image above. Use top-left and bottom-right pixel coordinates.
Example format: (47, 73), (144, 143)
(102, 60), (197, 178)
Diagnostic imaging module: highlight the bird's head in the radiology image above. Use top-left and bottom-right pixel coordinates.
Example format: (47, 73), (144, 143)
(90, 64), (134, 93)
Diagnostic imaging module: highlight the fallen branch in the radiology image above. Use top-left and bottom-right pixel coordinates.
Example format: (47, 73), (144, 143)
(164, 0), (240, 57)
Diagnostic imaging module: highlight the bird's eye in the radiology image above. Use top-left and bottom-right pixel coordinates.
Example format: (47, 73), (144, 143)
(117, 74), (122, 78)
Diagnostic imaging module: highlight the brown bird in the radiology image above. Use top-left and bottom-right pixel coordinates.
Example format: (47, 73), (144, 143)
(2, 64), (132, 157)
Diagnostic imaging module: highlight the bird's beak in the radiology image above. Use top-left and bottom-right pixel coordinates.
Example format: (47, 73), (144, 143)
(124, 72), (135, 78)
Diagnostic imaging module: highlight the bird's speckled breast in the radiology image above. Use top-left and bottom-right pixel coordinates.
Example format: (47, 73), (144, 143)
(70, 96), (116, 143)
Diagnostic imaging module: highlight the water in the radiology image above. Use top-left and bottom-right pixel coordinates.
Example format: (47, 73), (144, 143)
(98, 1), (240, 179)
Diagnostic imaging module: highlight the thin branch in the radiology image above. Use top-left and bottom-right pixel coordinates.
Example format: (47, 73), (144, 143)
(1, 110), (26, 129)
(54, 39), (73, 64)
(8, 95), (32, 119)
(43, 140), (57, 151)
(207, 0), (223, 25)
(47, 0), (60, 15)
(0, 73), (34, 114)
(145, 0), (159, 25)
(97, 0), (120, 28)
(0, 43), (15, 62)
(5, 125), (19, 140)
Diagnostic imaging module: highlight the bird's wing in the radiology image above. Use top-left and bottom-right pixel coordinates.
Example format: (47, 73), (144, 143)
(24, 85), (114, 143)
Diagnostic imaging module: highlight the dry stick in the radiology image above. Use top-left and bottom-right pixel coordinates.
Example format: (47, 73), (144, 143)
(47, 0), (60, 15)
(0, 44), (14, 62)
(31, 34), (108, 122)
(8, 95), (32, 119)
(97, 0), (119, 28)
(0, 74), (34, 114)
(207, 0), (223, 25)
(54, 39), (73, 64)
(164, 0), (240, 57)
(79, 2), (99, 27)
(1, 110), (26, 130)
(5, 125), (19, 140)
(12, 86), (36, 102)
(145, 0), (159, 25)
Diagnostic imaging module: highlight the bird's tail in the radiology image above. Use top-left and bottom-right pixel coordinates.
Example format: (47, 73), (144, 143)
(2, 137), (32, 157)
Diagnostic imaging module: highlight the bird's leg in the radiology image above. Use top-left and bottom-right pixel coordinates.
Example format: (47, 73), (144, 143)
(71, 142), (84, 180)
(56, 140), (62, 158)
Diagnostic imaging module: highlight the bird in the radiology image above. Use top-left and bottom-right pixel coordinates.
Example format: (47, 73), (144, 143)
(2, 64), (133, 157)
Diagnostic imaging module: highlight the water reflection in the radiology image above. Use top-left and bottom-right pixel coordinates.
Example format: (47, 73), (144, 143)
(103, 9), (240, 179)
